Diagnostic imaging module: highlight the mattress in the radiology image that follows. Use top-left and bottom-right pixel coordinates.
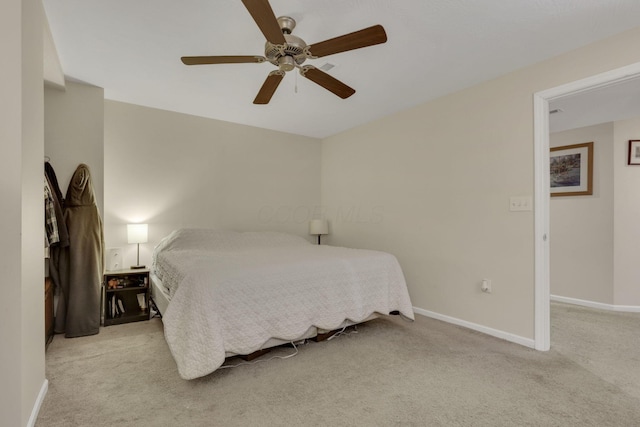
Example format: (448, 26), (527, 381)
(153, 228), (414, 379)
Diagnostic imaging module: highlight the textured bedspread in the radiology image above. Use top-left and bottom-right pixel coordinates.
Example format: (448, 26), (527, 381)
(153, 229), (414, 379)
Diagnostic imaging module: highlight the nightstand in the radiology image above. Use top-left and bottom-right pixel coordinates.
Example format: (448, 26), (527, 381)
(102, 268), (150, 326)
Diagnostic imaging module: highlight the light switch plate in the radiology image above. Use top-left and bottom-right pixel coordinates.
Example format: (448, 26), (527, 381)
(509, 196), (533, 211)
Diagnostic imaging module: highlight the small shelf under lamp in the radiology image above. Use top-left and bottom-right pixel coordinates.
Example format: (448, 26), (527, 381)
(309, 219), (329, 245)
(127, 223), (148, 269)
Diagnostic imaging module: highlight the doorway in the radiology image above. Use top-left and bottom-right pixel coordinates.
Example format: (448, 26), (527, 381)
(533, 62), (640, 351)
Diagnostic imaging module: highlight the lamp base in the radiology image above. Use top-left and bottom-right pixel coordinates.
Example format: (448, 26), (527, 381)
(130, 265), (146, 270)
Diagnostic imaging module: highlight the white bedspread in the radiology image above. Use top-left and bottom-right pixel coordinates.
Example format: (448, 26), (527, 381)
(153, 229), (414, 379)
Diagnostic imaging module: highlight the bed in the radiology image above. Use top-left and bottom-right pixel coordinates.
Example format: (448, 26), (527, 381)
(151, 228), (414, 379)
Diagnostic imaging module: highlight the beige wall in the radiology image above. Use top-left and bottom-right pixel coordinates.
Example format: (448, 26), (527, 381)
(0, 1), (24, 424)
(551, 118), (640, 308)
(614, 116), (640, 305)
(103, 101), (321, 267)
(322, 27), (640, 341)
(550, 123), (614, 304)
(45, 81), (105, 216)
(21, 0), (46, 424)
(1, 0), (46, 425)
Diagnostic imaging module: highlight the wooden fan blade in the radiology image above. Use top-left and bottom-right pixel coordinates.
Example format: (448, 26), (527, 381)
(241, 0), (286, 45)
(308, 25), (387, 58)
(253, 71), (284, 104)
(181, 56), (265, 65)
(301, 66), (355, 99)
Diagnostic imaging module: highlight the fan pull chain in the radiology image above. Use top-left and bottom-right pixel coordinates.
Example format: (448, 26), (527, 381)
(295, 71), (298, 94)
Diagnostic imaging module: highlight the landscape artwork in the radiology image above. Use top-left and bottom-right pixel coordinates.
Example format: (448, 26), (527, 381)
(550, 142), (593, 197)
(628, 140), (640, 165)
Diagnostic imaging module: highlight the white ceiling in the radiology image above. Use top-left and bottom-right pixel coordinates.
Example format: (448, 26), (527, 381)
(549, 76), (640, 133)
(43, 0), (640, 139)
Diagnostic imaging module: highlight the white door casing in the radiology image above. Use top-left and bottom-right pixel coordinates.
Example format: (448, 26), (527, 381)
(533, 62), (640, 351)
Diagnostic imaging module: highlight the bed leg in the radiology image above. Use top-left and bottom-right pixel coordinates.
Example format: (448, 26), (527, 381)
(239, 348), (271, 361)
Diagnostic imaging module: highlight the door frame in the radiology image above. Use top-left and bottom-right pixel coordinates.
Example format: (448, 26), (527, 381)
(533, 62), (640, 351)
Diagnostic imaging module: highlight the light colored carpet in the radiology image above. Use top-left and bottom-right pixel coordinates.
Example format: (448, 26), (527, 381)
(36, 302), (640, 426)
(550, 302), (640, 401)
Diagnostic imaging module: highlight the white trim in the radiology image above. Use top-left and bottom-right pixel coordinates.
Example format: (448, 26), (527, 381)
(533, 93), (550, 351)
(537, 64), (640, 101)
(413, 306), (535, 349)
(533, 61), (640, 353)
(551, 295), (640, 313)
(27, 379), (48, 427)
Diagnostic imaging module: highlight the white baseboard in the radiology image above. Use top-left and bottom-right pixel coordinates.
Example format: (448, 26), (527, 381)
(27, 379), (48, 427)
(551, 295), (640, 313)
(412, 307), (535, 349)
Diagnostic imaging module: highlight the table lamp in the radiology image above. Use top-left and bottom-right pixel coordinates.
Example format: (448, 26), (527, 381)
(309, 219), (329, 245)
(127, 223), (148, 269)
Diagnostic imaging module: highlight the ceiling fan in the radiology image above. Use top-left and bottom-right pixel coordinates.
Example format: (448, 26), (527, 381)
(181, 0), (387, 104)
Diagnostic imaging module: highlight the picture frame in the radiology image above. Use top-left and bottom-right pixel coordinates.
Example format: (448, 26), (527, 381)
(550, 142), (593, 197)
(628, 140), (640, 165)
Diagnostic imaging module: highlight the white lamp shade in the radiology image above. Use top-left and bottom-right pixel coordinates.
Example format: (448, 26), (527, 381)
(127, 223), (148, 244)
(309, 219), (329, 236)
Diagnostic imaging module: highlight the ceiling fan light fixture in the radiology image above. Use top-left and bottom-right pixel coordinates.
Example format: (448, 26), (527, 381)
(278, 56), (296, 72)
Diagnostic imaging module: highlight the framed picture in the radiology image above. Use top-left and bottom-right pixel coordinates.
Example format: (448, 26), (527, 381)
(628, 140), (640, 165)
(550, 142), (593, 197)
